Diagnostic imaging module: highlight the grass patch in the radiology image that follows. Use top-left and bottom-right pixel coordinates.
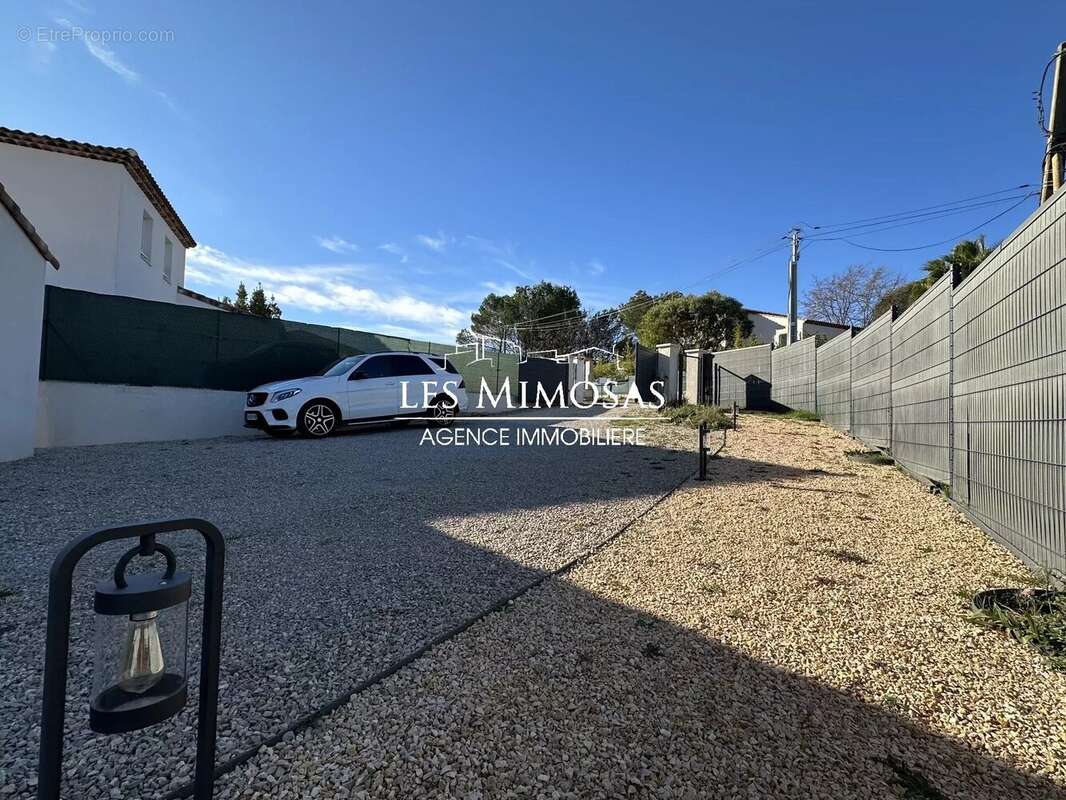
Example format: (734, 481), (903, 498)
(781, 409), (820, 422)
(660, 404), (730, 430)
(966, 590), (1066, 671)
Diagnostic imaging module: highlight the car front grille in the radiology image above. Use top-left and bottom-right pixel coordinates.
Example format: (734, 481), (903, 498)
(246, 392), (268, 407)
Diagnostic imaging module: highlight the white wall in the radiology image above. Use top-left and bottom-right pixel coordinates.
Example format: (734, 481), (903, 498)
(36, 382), (253, 449)
(745, 310), (847, 346)
(0, 210), (48, 461)
(0, 144), (187, 304)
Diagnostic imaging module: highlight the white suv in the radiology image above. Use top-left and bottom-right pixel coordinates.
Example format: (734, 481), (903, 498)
(243, 352), (468, 438)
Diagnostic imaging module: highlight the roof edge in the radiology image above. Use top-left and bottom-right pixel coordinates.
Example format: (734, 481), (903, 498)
(0, 181), (59, 269)
(0, 127), (195, 248)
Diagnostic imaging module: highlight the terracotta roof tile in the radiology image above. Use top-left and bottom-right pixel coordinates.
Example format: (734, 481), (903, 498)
(0, 127), (195, 248)
(0, 181), (59, 269)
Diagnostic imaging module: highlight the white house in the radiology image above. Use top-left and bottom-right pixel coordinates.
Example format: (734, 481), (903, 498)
(0, 127), (214, 308)
(0, 181), (59, 462)
(743, 308), (851, 346)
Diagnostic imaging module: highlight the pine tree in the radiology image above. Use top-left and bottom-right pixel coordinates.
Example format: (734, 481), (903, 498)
(233, 282), (250, 313)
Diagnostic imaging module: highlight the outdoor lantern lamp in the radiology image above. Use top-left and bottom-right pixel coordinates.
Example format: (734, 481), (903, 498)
(37, 519), (225, 800)
(91, 538), (190, 733)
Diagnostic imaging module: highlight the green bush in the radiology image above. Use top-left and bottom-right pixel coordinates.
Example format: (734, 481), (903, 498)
(781, 409), (820, 422)
(591, 361), (627, 381)
(661, 404), (730, 429)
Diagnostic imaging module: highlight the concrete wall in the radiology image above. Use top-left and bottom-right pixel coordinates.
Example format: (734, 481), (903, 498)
(0, 208), (48, 461)
(891, 272), (952, 484)
(851, 311), (894, 449)
(682, 349), (704, 405)
(36, 382), (252, 448)
(0, 144), (186, 304)
(656, 343), (681, 405)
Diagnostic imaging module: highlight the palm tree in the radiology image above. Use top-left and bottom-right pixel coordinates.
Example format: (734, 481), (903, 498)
(922, 236), (995, 283)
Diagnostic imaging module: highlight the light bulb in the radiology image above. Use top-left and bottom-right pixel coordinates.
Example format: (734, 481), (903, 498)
(118, 610), (165, 694)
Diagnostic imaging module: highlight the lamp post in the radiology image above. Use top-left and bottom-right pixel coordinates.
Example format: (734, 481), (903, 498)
(37, 519), (225, 800)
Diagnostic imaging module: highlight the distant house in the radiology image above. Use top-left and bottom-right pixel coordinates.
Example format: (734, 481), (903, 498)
(0, 127), (216, 309)
(743, 308), (851, 347)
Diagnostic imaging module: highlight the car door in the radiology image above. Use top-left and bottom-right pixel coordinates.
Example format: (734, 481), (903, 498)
(389, 354), (437, 414)
(344, 355), (398, 419)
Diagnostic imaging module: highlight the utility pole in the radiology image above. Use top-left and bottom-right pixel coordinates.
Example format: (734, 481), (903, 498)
(786, 227), (801, 345)
(1042, 41), (1066, 204)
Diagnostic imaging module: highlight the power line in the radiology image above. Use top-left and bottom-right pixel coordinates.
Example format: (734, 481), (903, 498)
(814, 193), (1035, 253)
(802, 184), (1036, 232)
(512, 237), (787, 332)
(805, 193), (1034, 242)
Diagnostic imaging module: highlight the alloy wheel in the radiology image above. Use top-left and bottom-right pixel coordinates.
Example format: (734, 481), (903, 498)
(303, 404), (336, 437)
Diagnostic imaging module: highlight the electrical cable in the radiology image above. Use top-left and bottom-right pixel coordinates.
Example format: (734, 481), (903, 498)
(812, 193), (1035, 253)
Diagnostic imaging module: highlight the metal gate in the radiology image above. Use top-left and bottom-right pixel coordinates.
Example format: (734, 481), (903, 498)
(634, 344), (659, 403)
(519, 357), (569, 407)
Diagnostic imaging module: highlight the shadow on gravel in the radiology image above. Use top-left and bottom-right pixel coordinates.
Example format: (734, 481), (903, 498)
(238, 574), (1063, 799)
(1, 415), (826, 799)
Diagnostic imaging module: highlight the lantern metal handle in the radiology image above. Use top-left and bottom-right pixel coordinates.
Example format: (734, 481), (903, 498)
(113, 541), (177, 589)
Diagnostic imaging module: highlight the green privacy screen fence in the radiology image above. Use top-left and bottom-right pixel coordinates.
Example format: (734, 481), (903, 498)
(40, 287), (517, 396)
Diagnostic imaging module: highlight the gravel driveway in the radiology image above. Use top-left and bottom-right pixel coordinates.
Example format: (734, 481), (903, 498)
(0, 410), (694, 799)
(210, 413), (1066, 800)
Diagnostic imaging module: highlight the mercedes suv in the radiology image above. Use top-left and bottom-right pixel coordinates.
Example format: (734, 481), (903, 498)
(243, 352), (468, 438)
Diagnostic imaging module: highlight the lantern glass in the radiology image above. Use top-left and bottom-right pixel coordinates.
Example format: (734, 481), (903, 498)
(92, 601), (188, 701)
(90, 555), (192, 734)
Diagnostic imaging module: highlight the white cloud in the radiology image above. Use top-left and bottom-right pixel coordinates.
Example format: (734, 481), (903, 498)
(496, 259), (533, 280)
(480, 281), (516, 294)
(64, 0), (93, 12)
(378, 242), (409, 263)
(83, 37), (139, 82)
(588, 260), (606, 276)
(316, 235), (359, 254)
(416, 231), (452, 252)
(185, 245), (465, 332)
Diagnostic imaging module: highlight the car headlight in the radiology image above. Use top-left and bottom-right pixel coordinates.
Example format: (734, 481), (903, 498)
(271, 388), (302, 402)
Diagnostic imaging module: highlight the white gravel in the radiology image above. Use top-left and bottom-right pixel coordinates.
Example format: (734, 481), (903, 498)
(211, 412), (1066, 800)
(0, 412), (693, 799)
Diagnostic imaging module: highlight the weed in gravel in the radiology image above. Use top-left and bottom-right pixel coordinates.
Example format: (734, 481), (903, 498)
(642, 642), (664, 659)
(826, 548), (872, 566)
(966, 593), (1066, 671)
(660, 404), (729, 430)
(878, 756), (947, 800)
(726, 609), (748, 621)
(634, 618), (656, 629)
(916, 544), (934, 554)
(0, 586), (19, 600)
(783, 537), (800, 546)
(700, 583), (727, 597)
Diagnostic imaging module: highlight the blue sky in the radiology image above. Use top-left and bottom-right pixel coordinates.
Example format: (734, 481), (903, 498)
(3, 1), (1059, 341)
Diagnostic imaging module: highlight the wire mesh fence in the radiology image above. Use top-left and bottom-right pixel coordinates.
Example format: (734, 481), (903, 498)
(850, 311), (894, 449)
(706, 344), (773, 410)
(815, 329), (852, 432)
(890, 272), (952, 484)
(770, 336), (818, 412)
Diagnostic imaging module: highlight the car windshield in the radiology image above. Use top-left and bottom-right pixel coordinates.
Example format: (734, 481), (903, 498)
(318, 356), (365, 377)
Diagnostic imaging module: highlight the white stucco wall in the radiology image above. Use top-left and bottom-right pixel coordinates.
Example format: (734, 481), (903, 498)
(36, 382), (254, 449)
(744, 310), (848, 346)
(0, 209), (48, 461)
(0, 143), (187, 304)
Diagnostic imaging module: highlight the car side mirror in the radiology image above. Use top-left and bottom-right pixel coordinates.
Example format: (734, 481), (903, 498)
(349, 370), (369, 381)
